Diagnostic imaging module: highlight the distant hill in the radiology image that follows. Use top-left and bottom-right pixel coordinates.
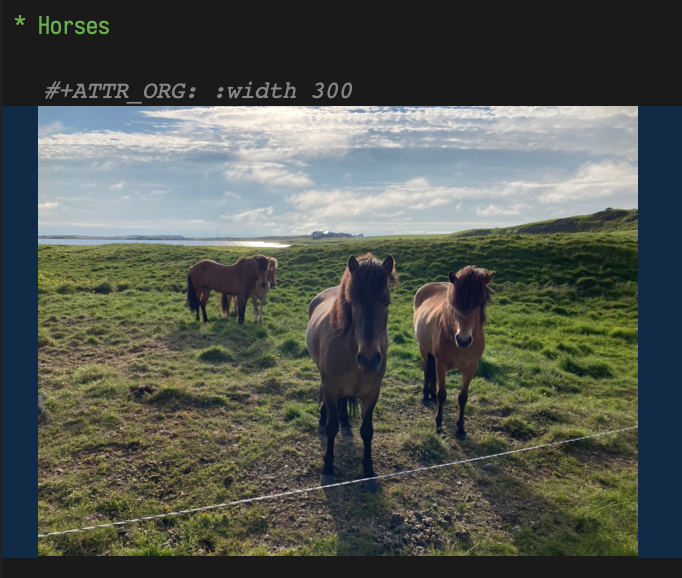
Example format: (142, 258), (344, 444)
(450, 208), (638, 238)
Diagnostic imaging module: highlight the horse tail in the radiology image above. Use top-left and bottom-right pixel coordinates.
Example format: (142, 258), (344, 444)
(186, 273), (199, 313)
(220, 293), (230, 317)
(425, 352), (436, 389)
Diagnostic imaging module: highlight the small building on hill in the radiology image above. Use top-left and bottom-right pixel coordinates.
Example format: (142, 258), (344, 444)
(311, 231), (354, 239)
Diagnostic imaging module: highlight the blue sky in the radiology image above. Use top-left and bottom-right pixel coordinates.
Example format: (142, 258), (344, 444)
(38, 106), (638, 237)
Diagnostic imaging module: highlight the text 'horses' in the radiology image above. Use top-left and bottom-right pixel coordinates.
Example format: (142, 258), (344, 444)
(305, 254), (397, 492)
(186, 255), (270, 324)
(413, 266), (495, 438)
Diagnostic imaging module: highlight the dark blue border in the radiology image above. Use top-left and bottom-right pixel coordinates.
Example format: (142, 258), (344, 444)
(2, 106), (38, 557)
(3, 107), (672, 556)
(639, 106), (682, 558)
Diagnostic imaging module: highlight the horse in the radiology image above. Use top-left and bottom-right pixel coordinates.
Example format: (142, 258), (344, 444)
(305, 253), (397, 492)
(413, 265), (495, 438)
(186, 255), (270, 324)
(220, 258), (278, 324)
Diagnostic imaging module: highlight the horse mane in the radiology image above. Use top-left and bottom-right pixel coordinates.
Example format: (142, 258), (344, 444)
(447, 265), (494, 324)
(330, 253), (398, 332)
(236, 255), (269, 269)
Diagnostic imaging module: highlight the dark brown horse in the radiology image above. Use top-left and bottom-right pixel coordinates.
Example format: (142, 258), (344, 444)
(413, 266), (495, 438)
(305, 253), (397, 492)
(221, 257), (278, 323)
(186, 256), (269, 324)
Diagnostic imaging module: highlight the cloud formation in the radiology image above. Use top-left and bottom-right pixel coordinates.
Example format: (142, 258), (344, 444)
(37, 106), (638, 236)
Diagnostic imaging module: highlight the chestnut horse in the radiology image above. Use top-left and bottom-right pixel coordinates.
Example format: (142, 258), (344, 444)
(306, 253), (397, 492)
(221, 257), (278, 323)
(413, 266), (495, 438)
(186, 256), (269, 324)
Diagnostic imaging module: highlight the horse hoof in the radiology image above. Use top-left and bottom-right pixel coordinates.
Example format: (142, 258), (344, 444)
(456, 430), (467, 440)
(320, 474), (336, 486)
(341, 425), (353, 437)
(363, 479), (380, 493)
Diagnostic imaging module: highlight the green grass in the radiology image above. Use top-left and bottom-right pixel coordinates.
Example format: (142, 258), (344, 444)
(38, 229), (638, 555)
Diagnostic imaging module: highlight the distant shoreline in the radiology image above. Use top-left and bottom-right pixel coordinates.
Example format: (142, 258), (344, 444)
(38, 235), (309, 242)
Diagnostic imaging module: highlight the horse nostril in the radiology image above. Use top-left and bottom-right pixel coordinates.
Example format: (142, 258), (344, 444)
(270, 282), (276, 288)
(372, 353), (382, 367)
(261, 282), (267, 288)
(456, 334), (472, 348)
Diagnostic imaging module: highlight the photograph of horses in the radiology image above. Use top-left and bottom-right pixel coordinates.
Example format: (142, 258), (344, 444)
(38, 106), (638, 556)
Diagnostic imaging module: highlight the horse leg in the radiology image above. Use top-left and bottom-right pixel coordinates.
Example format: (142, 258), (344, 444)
(360, 394), (380, 493)
(195, 289), (202, 321)
(435, 360), (449, 433)
(252, 295), (259, 324)
(339, 398), (353, 436)
(456, 370), (476, 440)
(259, 295), (266, 324)
(318, 401), (327, 435)
(236, 295), (247, 324)
(321, 390), (340, 486)
(420, 346), (436, 402)
(200, 287), (210, 323)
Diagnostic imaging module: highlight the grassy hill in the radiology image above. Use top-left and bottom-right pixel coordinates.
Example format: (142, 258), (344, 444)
(450, 208), (638, 239)
(38, 230), (638, 556)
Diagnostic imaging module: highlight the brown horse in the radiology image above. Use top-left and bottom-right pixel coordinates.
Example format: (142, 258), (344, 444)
(413, 266), (495, 438)
(221, 257), (278, 323)
(186, 255), (269, 324)
(305, 253), (397, 492)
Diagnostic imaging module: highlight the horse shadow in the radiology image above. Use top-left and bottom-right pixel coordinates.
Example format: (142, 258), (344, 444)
(316, 431), (399, 555)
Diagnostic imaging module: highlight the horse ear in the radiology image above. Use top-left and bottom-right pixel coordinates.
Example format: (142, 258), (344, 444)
(448, 271), (457, 285)
(382, 255), (395, 275)
(483, 271), (496, 286)
(348, 256), (360, 274)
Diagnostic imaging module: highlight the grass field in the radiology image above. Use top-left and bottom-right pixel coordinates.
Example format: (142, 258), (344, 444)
(37, 230), (638, 555)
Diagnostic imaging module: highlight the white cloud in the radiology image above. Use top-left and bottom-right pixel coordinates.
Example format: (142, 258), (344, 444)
(38, 121), (65, 138)
(224, 162), (312, 187)
(220, 207), (274, 221)
(476, 203), (526, 216)
(109, 181), (125, 189)
(38, 106), (638, 164)
(38, 202), (60, 215)
(223, 191), (241, 199)
(95, 161), (119, 171)
(537, 160), (638, 203)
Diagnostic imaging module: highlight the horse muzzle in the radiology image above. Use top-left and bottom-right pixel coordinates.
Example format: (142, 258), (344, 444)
(356, 352), (382, 374)
(455, 333), (473, 349)
(270, 282), (277, 288)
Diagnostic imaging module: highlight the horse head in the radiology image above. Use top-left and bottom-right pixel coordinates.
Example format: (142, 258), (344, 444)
(346, 254), (396, 374)
(254, 255), (269, 288)
(448, 266), (495, 349)
(267, 257), (278, 288)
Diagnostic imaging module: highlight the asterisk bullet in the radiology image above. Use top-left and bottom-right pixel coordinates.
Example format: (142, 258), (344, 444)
(16, 15), (26, 25)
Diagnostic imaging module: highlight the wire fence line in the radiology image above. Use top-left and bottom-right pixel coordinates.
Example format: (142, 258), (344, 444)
(38, 425), (638, 539)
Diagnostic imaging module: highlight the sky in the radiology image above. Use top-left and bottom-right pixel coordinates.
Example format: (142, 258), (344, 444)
(37, 106), (638, 237)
